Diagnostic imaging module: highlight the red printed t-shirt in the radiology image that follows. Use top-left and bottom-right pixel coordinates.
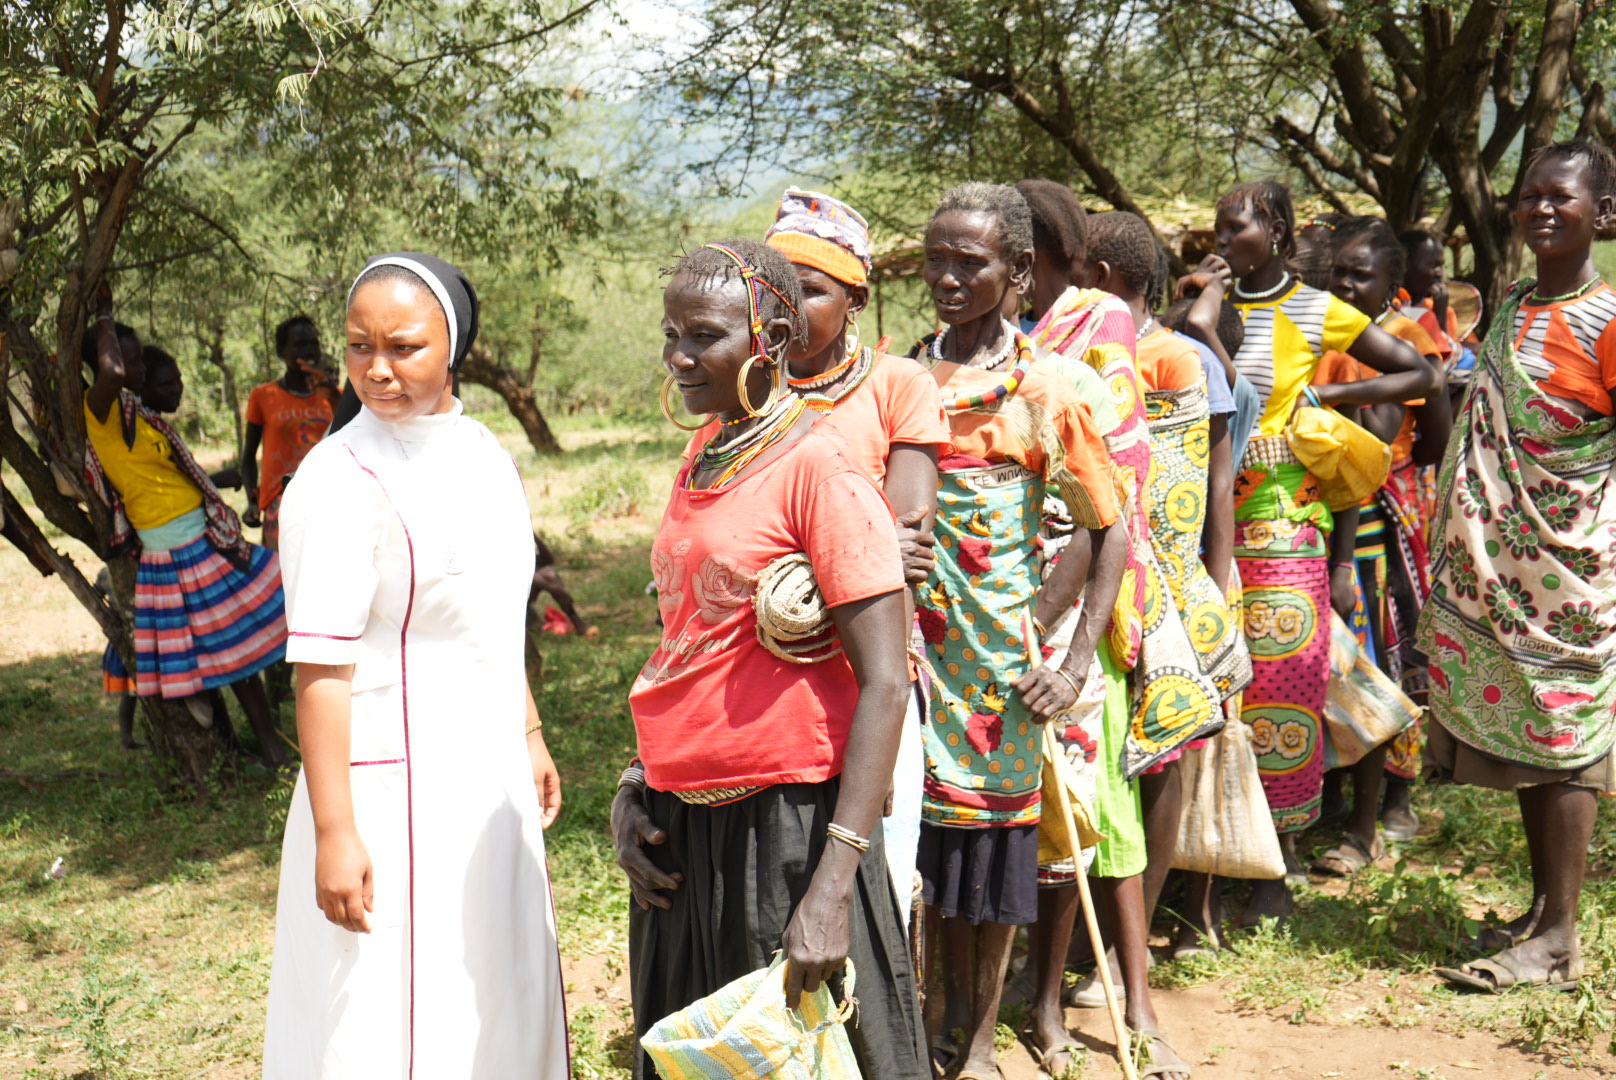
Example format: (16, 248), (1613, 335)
(631, 427), (905, 792)
(246, 381), (335, 509)
(1511, 283), (1616, 416)
(681, 351), (950, 484)
(1136, 327), (1204, 393)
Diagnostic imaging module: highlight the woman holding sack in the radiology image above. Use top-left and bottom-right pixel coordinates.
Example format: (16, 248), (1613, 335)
(264, 253), (568, 1078)
(613, 238), (925, 1080)
(676, 189), (949, 908)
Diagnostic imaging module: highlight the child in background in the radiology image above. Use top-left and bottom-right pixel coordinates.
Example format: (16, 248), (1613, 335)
(82, 290), (289, 769)
(1398, 231), (1475, 391)
(242, 316), (338, 549)
(1311, 217), (1449, 871)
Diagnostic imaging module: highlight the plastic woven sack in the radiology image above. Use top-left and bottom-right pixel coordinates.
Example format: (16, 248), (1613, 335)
(1287, 406), (1391, 511)
(1321, 612), (1421, 770)
(1170, 711), (1286, 880)
(641, 954), (862, 1080)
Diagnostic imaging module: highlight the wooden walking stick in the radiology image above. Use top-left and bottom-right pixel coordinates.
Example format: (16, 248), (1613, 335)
(1026, 611), (1138, 1080)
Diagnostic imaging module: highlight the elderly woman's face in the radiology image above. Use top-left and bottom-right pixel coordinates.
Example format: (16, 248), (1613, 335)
(661, 273), (773, 419)
(346, 278), (455, 422)
(923, 210), (1019, 328)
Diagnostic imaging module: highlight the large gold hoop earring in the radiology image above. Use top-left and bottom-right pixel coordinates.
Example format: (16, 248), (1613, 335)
(660, 374), (709, 431)
(843, 314), (862, 357)
(736, 355), (779, 418)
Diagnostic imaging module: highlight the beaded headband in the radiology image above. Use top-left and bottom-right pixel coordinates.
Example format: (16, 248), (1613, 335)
(700, 242), (800, 361)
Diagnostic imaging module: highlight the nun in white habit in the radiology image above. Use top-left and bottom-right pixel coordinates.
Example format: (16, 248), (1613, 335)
(264, 252), (569, 1079)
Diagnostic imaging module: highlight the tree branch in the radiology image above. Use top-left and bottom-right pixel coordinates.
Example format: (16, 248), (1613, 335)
(1513, 0), (1583, 199)
(1271, 114), (1382, 200)
(1287, 0), (1397, 151)
(377, 0), (605, 68)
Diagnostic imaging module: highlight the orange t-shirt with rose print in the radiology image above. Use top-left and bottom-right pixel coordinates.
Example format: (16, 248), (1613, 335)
(630, 426), (905, 793)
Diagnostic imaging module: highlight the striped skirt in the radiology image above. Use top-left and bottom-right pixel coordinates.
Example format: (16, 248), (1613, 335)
(134, 534), (287, 699)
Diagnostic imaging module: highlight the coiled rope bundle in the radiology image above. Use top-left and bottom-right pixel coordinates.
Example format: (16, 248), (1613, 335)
(753, 553), (843, 664)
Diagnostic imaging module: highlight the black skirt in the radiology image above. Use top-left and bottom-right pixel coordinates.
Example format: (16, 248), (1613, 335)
(629, 779), (927, 1080)
(918, 821), (1040, 926)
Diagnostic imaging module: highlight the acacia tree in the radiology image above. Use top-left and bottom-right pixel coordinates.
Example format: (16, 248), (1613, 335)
(0, 0), (604, 791)
(1235, 0), (1616, 320)
(654, 0), (1239, 270)
(660, 0), (1615, 316)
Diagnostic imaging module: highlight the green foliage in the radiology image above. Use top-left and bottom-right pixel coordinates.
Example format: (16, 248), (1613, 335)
(1353, 857), (1480, 956)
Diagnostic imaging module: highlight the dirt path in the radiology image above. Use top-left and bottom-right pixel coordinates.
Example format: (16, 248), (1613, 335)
(563, 946), (1594, 1079)
(0, 545), (105, 662)
(1004, 982), (1588, 1079)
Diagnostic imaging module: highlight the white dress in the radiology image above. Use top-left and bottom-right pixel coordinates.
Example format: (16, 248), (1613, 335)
(263, 400), (568, 1079)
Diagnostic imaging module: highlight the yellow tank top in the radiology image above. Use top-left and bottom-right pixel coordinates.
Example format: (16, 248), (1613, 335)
(83, 396), (203, 530)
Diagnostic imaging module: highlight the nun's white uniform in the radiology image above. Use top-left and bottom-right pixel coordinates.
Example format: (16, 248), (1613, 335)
(263, 395), (568, 1079)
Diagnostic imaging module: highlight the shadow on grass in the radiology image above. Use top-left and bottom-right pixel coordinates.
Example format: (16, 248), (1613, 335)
(0, 534), (657, 937)
(0, 650), (289, 899)
(1152, 784), (1616, 1061)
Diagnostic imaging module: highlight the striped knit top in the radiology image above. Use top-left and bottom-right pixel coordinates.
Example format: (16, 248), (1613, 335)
(1232, 280), (1370, 438)
(1512, 281), (1616, 415)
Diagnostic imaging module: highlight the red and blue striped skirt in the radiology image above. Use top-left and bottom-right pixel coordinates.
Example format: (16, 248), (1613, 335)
(133, 534), (287, 699)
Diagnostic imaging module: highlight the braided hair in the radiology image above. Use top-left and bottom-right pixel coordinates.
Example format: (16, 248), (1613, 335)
(1216, 179), (1297, 259)
(670, 237), (808, 348)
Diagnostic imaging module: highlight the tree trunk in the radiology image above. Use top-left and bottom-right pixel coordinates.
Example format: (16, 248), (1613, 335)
(0, 479), (229, 792)
(459, 341), (564, 455)
(201, 320), (242, 456)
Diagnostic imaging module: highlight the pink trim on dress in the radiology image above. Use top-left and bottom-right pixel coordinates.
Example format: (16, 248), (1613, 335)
(342, 445), (420, 1078)
(350, 758), (406, 767)
(290, 630), (362, 641)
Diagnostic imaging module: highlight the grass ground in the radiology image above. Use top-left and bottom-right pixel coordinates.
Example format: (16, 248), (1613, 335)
(1, 411), (1614, 1078)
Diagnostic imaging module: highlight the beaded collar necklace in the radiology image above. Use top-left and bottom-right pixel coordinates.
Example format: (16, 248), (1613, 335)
(1530, 276), (1605, 305)
(931, 320), (1017, 371)
(1233, 272), (1294, 304)
(689, 393), (807, 491)
(802, 346), (878, 414)
(937, 332), (1033, 414)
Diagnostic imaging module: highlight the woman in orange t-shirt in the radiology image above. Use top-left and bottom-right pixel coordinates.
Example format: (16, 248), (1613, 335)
(616, 238), (924, 1080)
(678, 190), (949, 908)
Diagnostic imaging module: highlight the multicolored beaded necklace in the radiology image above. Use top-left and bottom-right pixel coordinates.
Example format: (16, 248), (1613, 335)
(926, 321), (1033, 414)
(688, 394), (807, 491)
(801, 346), (878, 414)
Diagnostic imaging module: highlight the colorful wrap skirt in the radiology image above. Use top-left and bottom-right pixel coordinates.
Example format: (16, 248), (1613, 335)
(134, 526), (287, 699)
(1418, 284), (1616, 771)
(917, 461), (1044, 828)
(1144, 385), (1253, 703)
(1239, 553), (1332, 834)
(101, 643), (135, 695)
(1346, 459), (1433, 781)
(1234, 440), (1335, 834)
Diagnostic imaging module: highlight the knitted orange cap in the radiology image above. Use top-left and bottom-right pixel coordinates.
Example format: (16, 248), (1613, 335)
(766, 232), (867, 285)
